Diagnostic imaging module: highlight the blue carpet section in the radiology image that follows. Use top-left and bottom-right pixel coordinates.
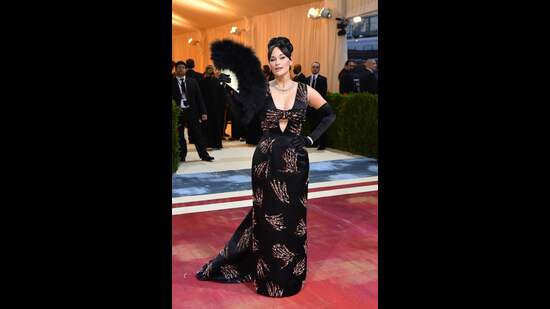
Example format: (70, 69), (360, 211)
(172, 158), (378, 198)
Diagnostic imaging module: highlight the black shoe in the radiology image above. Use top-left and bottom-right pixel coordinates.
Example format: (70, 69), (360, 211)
(201, 155), (214, 162)
(317, 146), (326, 150)
(180, 157), (186, 162)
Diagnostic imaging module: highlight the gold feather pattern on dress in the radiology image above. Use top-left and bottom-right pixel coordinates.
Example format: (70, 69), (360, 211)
(299, 191), (307, 207)
(266, 281), (284, 297)
(241, 274), (253, 283)
(201, 261), (213, 278)
(296, 82), (308, 103)
(257, 257), (270, 279)
(219, 245), (228, 258)
(252, 208), (257, 227)
(272, 243), (295, 269)
(286, 110), (306, 134)
(253, 187), (263, 206)
(295, 218), (307, 237)
(287, 122), (303, 134)
(293, 257), (306, 276)
(262, 110), (280, 130)
(236, 226), (252, 251)
(220, 265), (239, 280)
(259, 137), (275, 154)
(264, 213), (286, 231)
(279, 148), (298, 174)
(252, 234), (259, 252)
(270, 178), (290, 204)
(254, 160), (269, 179)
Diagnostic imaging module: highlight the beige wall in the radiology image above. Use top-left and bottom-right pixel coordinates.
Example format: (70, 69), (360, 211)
(172, 0), (377, 92)
(345, 0), (378, 18)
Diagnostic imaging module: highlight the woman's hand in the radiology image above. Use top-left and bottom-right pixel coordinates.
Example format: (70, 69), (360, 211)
(218, 73), (231, 84)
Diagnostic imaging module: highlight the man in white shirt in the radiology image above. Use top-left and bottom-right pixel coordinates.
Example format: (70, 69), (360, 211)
(172, 61), (214, 162)
(306, 62), (329, 150)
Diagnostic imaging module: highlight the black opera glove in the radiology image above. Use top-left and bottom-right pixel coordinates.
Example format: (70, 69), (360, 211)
(291, 135), (314, 148)
(309, 102), (336, 142)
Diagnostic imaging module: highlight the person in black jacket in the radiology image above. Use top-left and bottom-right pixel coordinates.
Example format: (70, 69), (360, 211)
(200, 65), (226, 149)
(292, 64), (308, 84)
(184, 58), (205, 144)
(306, 62), (327, 98)
(185, 58), (203, 82)
(363, 58), (378, 94)
(262, 65), (274, 81)
(338, 60), (355, 93)
(341, 61), (365, 94)
(306, 62), (329, 150)
(172, 61), (214, 162)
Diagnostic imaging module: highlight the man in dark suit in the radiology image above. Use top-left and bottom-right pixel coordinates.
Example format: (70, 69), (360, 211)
(338, 60), (355, 93)
(306, 62), (329, 150)
(292, 64), (308, 84)
(185, 58), (206, 143)
(185, 59), (203, 82)
(341, 61), (366, 94)
(363, 58), (378, 94)
(173, 61), (214, 162)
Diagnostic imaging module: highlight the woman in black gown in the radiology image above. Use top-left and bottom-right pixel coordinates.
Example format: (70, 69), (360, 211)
(196, 37), (336, 297)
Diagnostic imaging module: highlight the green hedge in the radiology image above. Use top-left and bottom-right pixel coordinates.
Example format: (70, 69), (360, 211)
(303, 92), (378, 158)
(172, 100), (180, 173)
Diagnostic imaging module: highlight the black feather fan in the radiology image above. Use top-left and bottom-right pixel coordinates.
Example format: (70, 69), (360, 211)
(210, 39), (267, 126)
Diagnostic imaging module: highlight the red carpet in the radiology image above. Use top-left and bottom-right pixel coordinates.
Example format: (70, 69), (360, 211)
(173, 191), (378, 308)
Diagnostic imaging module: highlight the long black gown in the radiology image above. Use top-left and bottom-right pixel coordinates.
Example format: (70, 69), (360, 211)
(196, 82), (310, 297)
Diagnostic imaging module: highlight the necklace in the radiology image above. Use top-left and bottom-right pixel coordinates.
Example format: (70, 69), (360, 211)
(272, 82), (295, 92)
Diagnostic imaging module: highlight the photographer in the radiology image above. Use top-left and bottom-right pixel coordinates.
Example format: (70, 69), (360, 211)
(218, 70), (247, 142)
(199, 66), (226, 149)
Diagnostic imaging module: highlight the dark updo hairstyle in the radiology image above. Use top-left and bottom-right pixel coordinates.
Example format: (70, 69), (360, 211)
(267, 37), (293, 60)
